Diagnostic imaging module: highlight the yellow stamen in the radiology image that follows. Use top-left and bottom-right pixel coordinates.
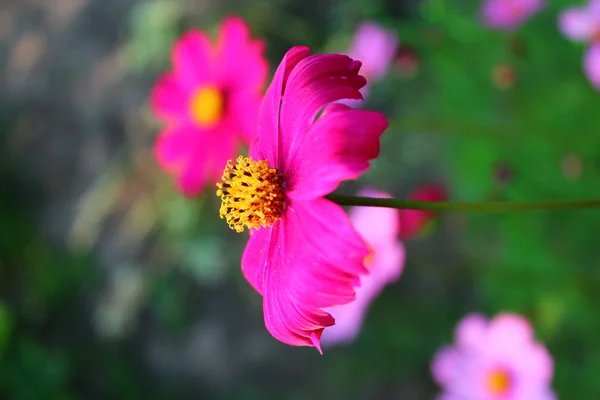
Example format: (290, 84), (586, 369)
(189, 86), (224, 127)
(486, 367), (512, 396)
(216, 156), (285, 233)
(364, 244), (375, 267)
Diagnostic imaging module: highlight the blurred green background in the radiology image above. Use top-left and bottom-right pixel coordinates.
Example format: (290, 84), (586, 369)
(1, 0), (598, 398)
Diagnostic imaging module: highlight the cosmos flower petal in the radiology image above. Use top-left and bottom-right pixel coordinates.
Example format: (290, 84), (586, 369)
(584, 44), (600, 88)
(278, 54), (366, 166)
(252, 46), (311, 165)
(151, 18), (268, 196)
(488, 313), (533, 346)
(241, 221), (275, 295)
(559, 7), (599, 42)
(286, 104), (387, 200)
(288, 199), (369, 280)
(348, 22), (399, 81)
(258, 199), (373, 348)
(172, 30), (214, 88)
(431, 346), (461, 387)
(156, 124), (235, 196)
(455, 313), (488, 350)
(350, 187), (400, 244)
(154, 125), (195, 172)
(481, 0), (544, 30)
(216, 17), (268, 91)
(432, 313), (555, 399)
(150, 73), (190, 123)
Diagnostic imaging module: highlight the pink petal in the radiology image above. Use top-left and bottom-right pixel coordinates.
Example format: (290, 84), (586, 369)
(242, 198), (369, 349)
(172, 29), (214, 88)
(488, 313), (533, 347)
(216, 16), (268, 92)
(251, 46), (311, 165)
(347, 22), (399, 82)
(150, 73), (191, 123)
(279, 55), (366, 170)
(559, 8), (599, 42)
(320, 189), (405, 347)
(286, 104), (388, 200)
(227, 90), (263, 144)
(350, 187), (400, 244)
(431, 346), (461, 387)
(154, 124), (235, 196)
(455, 313), (488, 350)
(154, 125), (195, 171)
(584, 44), (600, 88)
(481, 0), (544, 30)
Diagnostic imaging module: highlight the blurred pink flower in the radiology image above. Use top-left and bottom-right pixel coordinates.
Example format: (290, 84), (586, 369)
(217, 47), (388, 352)
(584, 44), (600, 87)
(151, 17), (268, 196)
(398, 184), (447, 239)
(321, 188), (405, 347)
(481, 0), (544, 30)
(432, 313), (556, 400)
(558, 0), (600, 42)
(343, 22), (398, 107)
(559, 1), (600, 88)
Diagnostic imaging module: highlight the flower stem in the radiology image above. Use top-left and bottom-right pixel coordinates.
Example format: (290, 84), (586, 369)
(327, 194), (600, 213)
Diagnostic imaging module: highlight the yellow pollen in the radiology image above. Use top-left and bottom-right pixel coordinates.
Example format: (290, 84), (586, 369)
(189, 86), (224, 127)
(364, 244), (375, 267)
(486, 367), (512, 396)
(216, 156), (285, 233)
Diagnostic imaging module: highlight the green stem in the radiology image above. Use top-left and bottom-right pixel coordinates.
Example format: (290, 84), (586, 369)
(327, 194), (600, 213)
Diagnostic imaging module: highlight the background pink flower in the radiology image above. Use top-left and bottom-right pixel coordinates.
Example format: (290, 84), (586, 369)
(321, 187), (405, 347)
(481, 0), (545, 30)
(559, 1), (600, 88)
(217, 46), (388, 352)
(431, 313), (556, 400)
(398, 184), (447, 239)
(559, 0), (600, 42)
(342, 21), (398, 107)
(151, 17), (268, 196)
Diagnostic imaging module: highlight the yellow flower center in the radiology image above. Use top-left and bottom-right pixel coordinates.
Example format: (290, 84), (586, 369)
(486, 367), (512, 396)
(216, 156), (285, 233)
(189, 86), (224, 127)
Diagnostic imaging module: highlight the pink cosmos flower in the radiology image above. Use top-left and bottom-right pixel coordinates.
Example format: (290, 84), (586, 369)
(431, 313), (556, 400)
(216, 46), (388, 352)
(398, 184), (447, 239)
(559, 0), (600, 42)
(559, 1), (600, 88)
(481, 0), (545, 30)
(343, 22), (398, 107)
(320, 188), (405, 347)
(151, 17), (268, 196)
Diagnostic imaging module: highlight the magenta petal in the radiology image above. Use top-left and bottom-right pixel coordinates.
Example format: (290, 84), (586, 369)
(279, 55), (367, 169)
(286, 105), (388, 200)
(251, 46), (310, 165)
(150, 73), (190, 123)
(216, 16), (268, 92)
(172, 29), (214, 88)
(155, 124), (235, 196)
(246, 198), (369, 349)
(241, 224), (275, 295)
